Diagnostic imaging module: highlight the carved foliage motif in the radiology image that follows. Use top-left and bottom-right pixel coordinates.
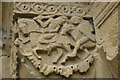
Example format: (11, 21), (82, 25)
(13, 2), (96, 77)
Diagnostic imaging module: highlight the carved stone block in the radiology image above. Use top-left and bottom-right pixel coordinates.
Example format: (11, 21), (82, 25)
(8, 2), (118, 78)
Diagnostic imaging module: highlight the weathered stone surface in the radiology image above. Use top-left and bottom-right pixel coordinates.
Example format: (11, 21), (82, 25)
(1, 2), (119, 79)
(11, 2), (97, 78)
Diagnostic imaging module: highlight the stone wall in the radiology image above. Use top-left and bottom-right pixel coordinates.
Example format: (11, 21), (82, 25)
(1, 2), (12, 78)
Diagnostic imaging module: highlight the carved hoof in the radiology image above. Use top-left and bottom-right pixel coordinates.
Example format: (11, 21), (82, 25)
(61, 56), (68, 65)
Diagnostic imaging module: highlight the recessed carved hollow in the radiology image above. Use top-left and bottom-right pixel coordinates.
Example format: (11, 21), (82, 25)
(13, 2), (96, 78)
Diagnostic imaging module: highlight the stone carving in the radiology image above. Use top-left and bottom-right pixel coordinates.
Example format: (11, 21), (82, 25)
(14, 2), (87, 16)
(12, 2), (97, 78)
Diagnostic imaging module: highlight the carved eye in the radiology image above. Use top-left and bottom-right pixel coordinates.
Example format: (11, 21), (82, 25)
(22, 4), (28, 10)
(76, 8), (85, 16)
(60, 5), (70, 14)
(62, 6), (68, 12)
(32, 3), (44, 13)
(17, 2), (30, 12)
(35, 5), (42, 11)
(46, 5), (57, 13)
(76, 8), (82, 13)
(49, 6), (55, 12)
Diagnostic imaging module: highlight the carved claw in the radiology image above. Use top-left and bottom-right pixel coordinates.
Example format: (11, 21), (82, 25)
(47, 45), (53, 56)
(47, 46), (52, 56)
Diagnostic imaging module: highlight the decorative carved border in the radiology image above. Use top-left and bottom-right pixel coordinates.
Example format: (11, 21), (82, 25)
(13, 2), (88, 17)
(94, 2), (119, 28)
(11, 2), (96, 78)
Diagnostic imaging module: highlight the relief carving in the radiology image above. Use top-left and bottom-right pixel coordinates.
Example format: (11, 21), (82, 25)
(12, 2), (97, 78)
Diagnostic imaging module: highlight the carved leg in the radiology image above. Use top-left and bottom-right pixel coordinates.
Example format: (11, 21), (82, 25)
(67, 39), (81, 57)
(61, 55), (69, 65)
(68, 36), (89, 58)
(47, 47), (52, 56)
(33, 47), (42, 59)
(83, 48), (91, 60)
(47, 43), (62, 56)
(63, 44), (71, 52)
(53, 48), (63, 64)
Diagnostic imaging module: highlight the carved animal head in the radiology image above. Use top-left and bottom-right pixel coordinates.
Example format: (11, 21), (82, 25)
(60, 23), (74, 35)
(60, 16), (68, 22)
(70, 16), (82, 24)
